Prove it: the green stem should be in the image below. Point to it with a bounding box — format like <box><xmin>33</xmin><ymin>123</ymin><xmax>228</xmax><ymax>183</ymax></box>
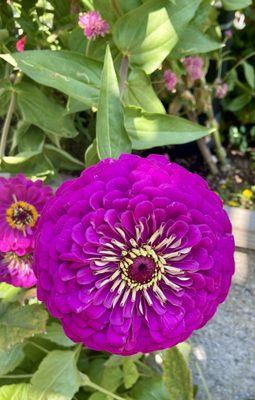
<box><xmin>0</xmin><ymin>374</ymin><xmax>33</xmax><ymax>379</ymax></box>
<box><xmin>0</xmin><ymin>89</ymin><xmax>16</xmax><ymax>159</ymax></box>
<box><xmin>212</xmin><ymin>129</ymin><xmax>226</xmax><ymax>166</ymax></box>
<box><xmin>81</xmin><ymin>375</ymin><xmax>126</xmax><ymax>400</ymax></box>
<box><xmin>110</xmin><ymin>0</ymin><xmax>122</xmax><ymax>17</ymax></box>
<box><xmin>119</xmin><ymin>55</ymin><xmax>129</xmax><ymax>98</ymax></box>
<box><xmin>85</xmin><ymin>39</ymin><xmax>91</xmax><ymax>57</ymax></box>
<box><xmin>26</xmin><ymin>340</ymin><xmax>49</xmax><ymax>354</ymax></box>
<box><xmin>195</xmin><ymin>362</ymin><xmax>212</xmax><ymax>400</ymax></box>
<box><xmin>74</xmin><ymin>343</ymin><xmax>82</xmax><ymax>362</ymax></box>
<box><xmin>224</xmin><ymin>50</ymin><xmax>255</xmax><ymax>81</ymax></box>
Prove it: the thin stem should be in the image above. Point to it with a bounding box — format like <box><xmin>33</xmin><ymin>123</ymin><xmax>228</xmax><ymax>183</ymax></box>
<box><xmin>119</xmin><ymin>55</ymin><xmax>129</xmax><ymax>98</ymax></box>
<box><xmin>74</xmin><ymin>343</ymin><xmax>82</xmax><ymax>362</ymax></box>
<box><xmin>212</xmin><ymin>129</ymin><xmax>226</xmax><ymax>166</ymax></box>
<box><xmin>224</xmin><ymin>50</ymin><xmax>255</xmax><ymax>81</ymax></box>
<box><xmin>85</xmin><ymin>39</ymin><xmax>91</xmax><ymax>57</ymax></box>
<box><xmin>195</xmin><ymin>361</ymin><xmax>212</xmax><ymax>400</ymax></box>
<box><xmin>0</xmin><ymin>89</ymin><xmax>16</xmax><ymax>159</ymax></box>
<box><xmin>26</xmin><ymin>340</ymin><xmax>49</xmax><ymax>354</ymax></box>
<box><xmin>110</xmin><ymin>0</ymin><xmax>122</xmax><ymax>17</ymax></box>
<box><xmin>0</xmin><ymin>374</ymin><xmax>33</xmax><ymax>379</ymax></box>
<box><xmin>197</xmin><ymin>137</ymin><xmax>218</xmax><ymax>175</ymax></box>
<box><xmin>81</xmin><ymin>375</ymin><xmax>126</xmax><ymax>400</ymax></box>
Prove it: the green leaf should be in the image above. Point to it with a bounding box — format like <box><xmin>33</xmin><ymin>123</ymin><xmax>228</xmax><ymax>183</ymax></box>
<box><xmin>0</xmin><ymin>384</ymin><xmax>31</xmax><ymax>400</ymax></box>
<box><xmin>0</xmin><ymin>283</ymin><xmax>21</xmax><ymax>302</ymax></box>
<box><xmin>101</xmin><ymin>365</ymin><xmax>122</xmax><ymax>392</ymax></box>
<box><xmin>17</xmin><ymin>125</ymin><xmax>45</xmax><ymax>154</ymax></box>
<box><xmin>31</xmin><ymin>350</ymin><xmax>81</xmax><ymax>400</ymax></box>
<box><xmin>85</xmin><ymin>140</ymin><xmax>99</xmax><ymax>167</ymax></box>
<box><xmin>131</xmin><ymin>377</ymin><xmax>169</xmax><ymax>400</ymax></box>
<box><xmin>0</xmin><ymin>303</ymin><xmax>48</xmax><ymax>350</ymax></box>
<box><xmin>16</xmin><ymin>83</ymin><xmax>77</xmax><ymax>139</ymax></box>
<box><xmin>113</xmin><ymin>0</ymin><xmax>178</xmax><ymax>73</ymax></box>
<box><xmin>242</xmin><ymin>62</ymin><xmax>255</xmax><ymax>88</ymax></box>
<box><xmin>166</xmin><ymin>0</ymin><xmax>201</xmax><ymax>36</ymax></box>
<box><xmin>123</xmin><ymin>69</ymin><xmax>165</xmax><ymax>114</ymax></box>
<box><xmin>11</xmin><ymin>50</ymin><xmax>102</xmax><ymax>107</ymax></box>
<box><xmin>96</xmin><ymin>46</ymin><xmax>131</xmax><ymax>159</ymax></box>
<box><xmin>163</xmin><ymin>347</ymin><xmax>193</xmax><ymax>400</ymax></box>
<box><xmin>123</xmin><ymin>359</ymin><xmax>139</xmax><ymax>389</ymax></box>
<box><xmin>44</xmin><ymin>323</ymin><xmax>75</xmax><ymax>348</ymax></box>
<box><xmin>44</xmin><ymin>145</ymin><xmax>84</xmax><ymax>171</ymax></box>
<box><xmin>228</xmin><ymin>93</ymin><xmax>252</xmax><ymax>112</ymax></box>
<box><xmin>66</xmin><ymin>97</ymin><xmax>90</xmax><ymax>114</ymax></box>
<box><xmin>222</xmin><ymin>0</ymin><xmax>252</xmax><ymax>10</ymax></box>
<box><xmin>1</xmin><ymin>153</ymin><xmax>55</xmax><ymax>178</ymax></box>
<box><xmin>173</xmin><ymin>25</ymin><xmax>222</xmax><ymax>56</ymax></box>
<box><xmin>124</xmin><ymin>107</ymin><xmax>209</xmax><ymax>149</ymax></box>
<box><xmin>0</xmin><ymin>344</ymin><xmax>24</xmax><ymax>375</ymax></box>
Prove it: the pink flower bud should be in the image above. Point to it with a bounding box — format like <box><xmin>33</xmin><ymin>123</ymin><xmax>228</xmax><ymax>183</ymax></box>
<box><xmin>215</xmin><ymin>82</ymin><xmax>228</xmax><ymax>99</ymax></box>
<box><xmin>183</xmin><ymin>56</ymin><xmax>204</xmax><ymax>81</ymax></box>
<box><xmin>16</xmin><ymin>36</ymin><xmax>26</xmax><ymax>52</ymax></box>
<box><xmin>78</xmin><ymin>11</ymin><xmax>109</xmax><ymax>40</ymax></box>
<box><xmin>164</xmin><ymin>69</ymin><xmax>177</xmax><ymax>92</ymax></box>
<box><xmin>225</xmin><ymin>30</ymin><xmax>233</xmax><ymax>39</ymax></box>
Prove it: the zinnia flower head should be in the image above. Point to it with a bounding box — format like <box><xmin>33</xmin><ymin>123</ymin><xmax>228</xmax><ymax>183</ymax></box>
<box><xmin>78</xmin><ymin>11</ymin><xmax>109</xmax><ymax>40</ymax></box>
<box><xmin>0</xmin><ymin>248</ymin><xmax>36</xmax><ymax>288</ymax></box>
<box><xmin>16</xmin><ymin>36</ymin><xmax>26</xmax><ymax>52</ymax></box>
<box><xmin>183</xmin><ymin>56</ymin><xmax>204</xmax><ymax>81</ymax></box>
<box><xmin>34</xmin><ymin>155</ymin><xmax>235</xmax><ymax>355</ymax></box>
<box><xmin>215</xmin><ymin>82</ymin><xmax>228</xmax><ymax>99</ymax></box>
<box><xmin>0</xmin><ymin>174</ymin><xmax>52</xmax><ymax>254</ymax></box>
<box><xmin>164</xmin><ymin>69</ymin><xmax>177</xmax><ymax>92</ymax></box>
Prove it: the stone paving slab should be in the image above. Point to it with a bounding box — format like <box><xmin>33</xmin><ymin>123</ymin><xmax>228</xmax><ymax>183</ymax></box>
<box><xmin>191</xmin><ymin>250</ymin><xmax>255</xmax><ymax>400</ymax></box>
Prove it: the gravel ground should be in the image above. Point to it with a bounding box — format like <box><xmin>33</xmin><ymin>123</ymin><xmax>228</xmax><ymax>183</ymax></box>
<box><xmin>191</xmin><ymin>250</ymin><xmax>255</xmax><ymax>400</ymax></box>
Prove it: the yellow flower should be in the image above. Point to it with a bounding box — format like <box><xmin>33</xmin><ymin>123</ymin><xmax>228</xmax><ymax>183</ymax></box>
<box><xmin>242</xmin><ymin>189</ymin><xmax>253</xmax><ymax>200</ymax></box>
<box><xmin>228</xmin><ymin>200</ymin><xmax>239</xmax><ymax>207</ymax></box>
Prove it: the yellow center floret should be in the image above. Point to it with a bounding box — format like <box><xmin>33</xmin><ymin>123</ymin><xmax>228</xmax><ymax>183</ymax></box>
<box><xmin>6</xmin><ymin>201</ymin><xmax>39</xmax><ymax>231</ymax></box>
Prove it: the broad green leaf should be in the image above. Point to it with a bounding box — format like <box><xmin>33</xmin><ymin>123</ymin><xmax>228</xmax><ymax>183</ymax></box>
<box><xmin>44</xmin><ymin>145</ymin><xmax>84</xmax><ymax>171</ymax></box>
<box><xmin>177</xmin><ymin>342</ymin><xmax>192</xmax><ymax>364</ymax></box>
<box><xmin>31</xmin><ymin>350</ymin><xmax>81</xmax><ymax>400</ymax></box>
<box><xmin>16</xmin><ymin>83</ymin><xmax>77</xmax><ymax>138</ymax></box>
<box><xmin>101</xmin><ymin>365</ymin><xmax>123</xmax><ymax>392</ymax></box>
<box><xmin>242</xmin><ymin>62</ymin><xmax>255</xmax><ymax>88</ymax></box>
<box><xmin>228</xmin><ymin>93</ymin><xmax>252</xmax><ymax>112</ymax></box>
<box><xmin>0</xmin><ymin>283</ymin><xmax>21</xmax><ymax>302</ymax></box>
<box><xmin>0</xmin><ymin>344</ymin><xmax>24</xmax><ymax>375</ymax></box>
<box><xmin>0</xmin><ymin>87</ymin><xmax>11</xmax><ymax>117</ymax></box>
<box><xmin>222</xmin><ymin>0</ymin><xmax>252</xmax><ymax>10</ymax></box>
<box><xmin>173</xmin><ymin>25</ymin><xmax>221</xmax><ymax>56</ymax></box>
<box><xmin>131</xmin><ymin>377</ymin><xmax>169</xmax><ymax>400</ymax></box>
<box><xmin>166</xmin><ymin>0</ymin><xmax>201</xmax><ymax>36</ymax></box>
<box><xmin>163</xmin><ymin>347</ymin><xmax>193</xmax><ymax>400</ymax></box>
<box><xmin>96</xmin><ymin>46</ymin><xmax>131</xmax><ymax>159</ymax></box>
<box><xmin>1</xmin><ymin>153</ymin><xmax>55</xmax><ymax>178</ymax></box>
<box><xmin>11</xmin><ymin>51</ymin><xmax>102</xmax><ymax>107</ymax></box>
<box><xmin>124</xmin><ymin>107</ymin><xmax>209</xmax><ymax>149</ymax></box>
<box><xmin>44</xmin><ymin>323</ymin><xmax>75</xmax><ymax>348</ymax></box>
<box><xmin>123</xmin><ymin>359</ymin><xmax>139</xmax><ymax>389</ymax></box>
<box><xmin>0</xmin><ymin>303</ymin><xmax>48</xmax><ymax>350</ymax></box>
<box><xmin>113</xmin><ymin>0</ymin><xmax>178</xmax><ymax>73</ymax></box>
<box><xmin>66</xmin><ymin>97</ymin><xmax>90</xmax><ymax>114</ymax></box>
<box><xmin>17</xmin><ymin>125</ymin><xmax>45</xmax><ymax>154</ymax></box>
<box><xmin>0</xmin><ymin>384</ymin><xmax>31</xmax><ymax>400</ymax></box>
<box><xmin>85</xmin><ymin>140</ymin><xmax>99</xmax><ymax>167</ymax></box>
<box><xmin>123</xmin><ymin>70</ymin><xmax>165</xmax><ymax>114</ymax></box>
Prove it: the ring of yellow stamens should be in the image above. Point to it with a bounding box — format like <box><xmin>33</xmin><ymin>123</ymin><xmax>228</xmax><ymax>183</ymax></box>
<box><xmin>6</xmin><ymin>201</ymin><xmax>39</xmax><ymax>231</ymax></box>
<box><xmin>119</xmin><ymin>245</ymin><xmax>166</xmax><ymax>291</ymax></box>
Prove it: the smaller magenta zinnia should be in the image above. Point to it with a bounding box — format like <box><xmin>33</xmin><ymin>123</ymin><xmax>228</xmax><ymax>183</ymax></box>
<box><xmin>0</xmin><ymin>174</ymin><xmax>52</xmax><ymax>254</ymax></box>
<box><xmin>164</xmin><ymin>69</ymin><xmax>177</xmax><ymax>92</ymax></box>
<box><xmin>0</xmin><ymin>248</ymin><xmax>36</xmax><ymax>288</ymax></box>
<box><xmin>78</xmin><ymin>11</ymin><xmax>109</xmax><ymax>40</ymax></box>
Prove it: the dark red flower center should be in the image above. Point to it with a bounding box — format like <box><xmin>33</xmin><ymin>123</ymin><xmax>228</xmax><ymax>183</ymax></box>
<box><xmin>128</xmin><ymin>256</ymin><xmax>157</xmax><ymax>284</ymax></box>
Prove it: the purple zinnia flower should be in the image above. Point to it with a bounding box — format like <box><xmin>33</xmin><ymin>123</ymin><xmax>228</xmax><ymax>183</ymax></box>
<box><xmin>0</xmin><ymin>174</ymin><xmax>52</xmax><ymax>254</ymax></box>
<box><xmin>0</xmin><ymin>248</ymin><xmax>36</xmax><ymax>288</ymax></box>
<box><xmin>215</xmin><ymin>82</ymin><xmax>228</xmax><ymax>99</ymax></box>
<box><xmin>78</xmin><ymin>11</ymin><xmax>109</xmax><ymax>40</ymax></box>
<box><xmin>34</xmin><ymin>155</ymin><xmax>235</xmax><ymax>355</ymax></box>
<box><xmin>183</xmin><ymin>56</ymin><xmax>204</xmax><ymax>81</ymax></box>
<box><xmin>164</xmin><ymin>69</ymin><xmax>177</xmax><ymax>92</ymax></box>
